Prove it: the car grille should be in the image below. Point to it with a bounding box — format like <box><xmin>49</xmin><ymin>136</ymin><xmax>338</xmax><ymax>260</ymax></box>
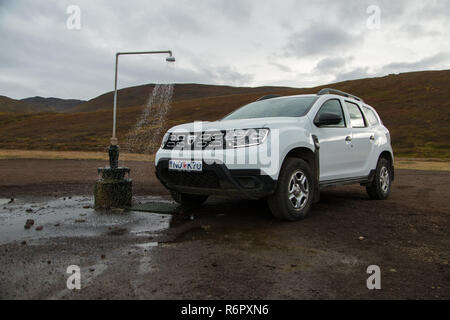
<box><xmin>160</xmin><ymin>169</ymin><xmax>221</xmax><ymax>189</ymax></box>
<box><xmin>164</xmin><ymin>132</ymin><xmax>225</xmax><ymax>150</ymax></box>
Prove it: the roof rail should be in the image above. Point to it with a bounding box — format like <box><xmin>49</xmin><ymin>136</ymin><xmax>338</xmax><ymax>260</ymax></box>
<box><xmin>256</xmin><ymin>94</ymin><xmax>282</xmax><ymax>101</ymax></box>
<box><xmin>317</xmin><ymin>88</ymin><xmax>363</xmax><ymax>102</ymax></box>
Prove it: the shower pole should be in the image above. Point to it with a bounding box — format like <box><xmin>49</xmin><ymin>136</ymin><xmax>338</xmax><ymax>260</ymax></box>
<box><xmin>111</xmin><ymin>50</ymin><xmax>175</xmax><ymax>146</ymax></box>
<box><xmin>95</xmin><ymin>50</ymin><xmax>175</xmax><ymax>208</ymax></box>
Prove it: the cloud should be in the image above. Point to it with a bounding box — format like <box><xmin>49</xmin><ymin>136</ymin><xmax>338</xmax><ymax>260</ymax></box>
<box><xmin>285</xmin><ymin>25</ymin><xmax>362</xmax><ymax>57</ymax></box>
<box><xmin>399</xmin><ymin>24</ymin><xmax>441</xmax><ymax>39</ymax></box>
<box><xmin>334</xmin><ymin>67</ymin><xmax>372</xmax><ymax>82</ymax></box>
<box><xmin>208</xmin><ymin>0</ymin><xmax>252</xmax><ymax>23</ymax></box>
<box><xmin>334</xmin><ymin>52</ymin><xmax>450</xmax><ymax>82</ymax></box>
<box><xmin>197</xmin><ymin>64</ymin><xmax>254</xmax><ymax>86</ymax></box>
<box><xmin>0</xmin><ymin>0</ymin><xmax>448</xmax><ymax>99</ymax></box>
<box><xmin>269</xmin><ymin>61</ymin><xmax>292</xmax><ymax>73</ymax></box>
<box><xmin>380</xmin><ymin>52</ymin><xmax>450</xmax><ymax>74</ymax></box>
<box><xmin>314</xmin><ymin>57</ymin><xmax>354</xmax><ymax>73</ymax></box>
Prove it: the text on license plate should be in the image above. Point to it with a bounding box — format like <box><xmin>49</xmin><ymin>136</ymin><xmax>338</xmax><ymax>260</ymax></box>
<box><xmin>168</xmin><ymin>160</ymin><xmax>203</xmax><ymax>172</ymax></box>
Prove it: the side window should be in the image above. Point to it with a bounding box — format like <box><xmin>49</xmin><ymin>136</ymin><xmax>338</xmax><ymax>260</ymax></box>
<box><xmin>363</xmin><ymin>106</ymin><xmax>379</xmax><ymax>126</ymax></box>
<box><xmin>345</xmin><ymin>101</ymin><xmax>366</xmax><ymax>128</ymax></box>
<box><xmin>315</xmin><ymin>99</ymin><xmax>346</xmax><ymax>127</ymax></box>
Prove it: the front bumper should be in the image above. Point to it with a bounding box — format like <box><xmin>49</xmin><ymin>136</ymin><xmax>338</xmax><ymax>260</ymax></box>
<box><xmin>155</xmin><ymin>158</ymin><xmax>277</xmax><ymax>200</ymax></box>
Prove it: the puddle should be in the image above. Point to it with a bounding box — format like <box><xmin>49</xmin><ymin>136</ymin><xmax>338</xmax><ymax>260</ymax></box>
<box><xmin>130</xmin><ymin>201</ymin><xmax>180</xmax><ymax>214</ymax></box>
<box><xmin>135</xmin><ymin>242</ymin><xmax>158</xmax><ymax>249</ymax></box>
<box><xmin>134</xmin><ymin>241</ymin><xmax>160</xmax><ymax>275</ymax></box>
<box><xmin>0</xmin><ymin>196</ymin><xmax>172</xmax><ymax>245</ymax></box>
<box><xmin>0</xmin><ymin>198</ymin><xmax>12</xmax><ymax>206</ymax></box>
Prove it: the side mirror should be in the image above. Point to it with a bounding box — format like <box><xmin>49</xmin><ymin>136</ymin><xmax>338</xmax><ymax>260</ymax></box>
<box><xmin>314</xmin><ymin>112</ymin><xmax>343</xmax><ymax>127</ymax></box>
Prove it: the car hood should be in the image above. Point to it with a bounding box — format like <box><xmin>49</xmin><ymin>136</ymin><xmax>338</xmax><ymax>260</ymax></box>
<box><xmin>168</xmin><ymin>117</ymin><xmax>307</xmax><ymax>132</ymax></box>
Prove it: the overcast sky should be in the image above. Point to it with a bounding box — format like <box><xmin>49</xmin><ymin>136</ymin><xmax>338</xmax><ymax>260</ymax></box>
<box><xmin>1</xmin><ymin>0</ymin><xmax>449</xmax><ymax>100</ymax></box>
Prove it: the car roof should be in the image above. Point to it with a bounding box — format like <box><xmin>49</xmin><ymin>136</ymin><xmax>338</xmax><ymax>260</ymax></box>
<box><xmin>263</xmin><ymin>93</ymin><xmax>362</xmax><ymax>103</ymax></box>
<box><xmin>257</xmin><ymin>88</ymin><xmax>371</xmax><ymax>107</ymax></box>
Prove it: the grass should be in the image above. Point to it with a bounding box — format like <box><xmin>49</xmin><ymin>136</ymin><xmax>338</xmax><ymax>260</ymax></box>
<box><xmin>0</xmin><ymin>149</ymin><xmax>448</xmax><ymax>171</ymax></box>
<box><xmin>394</xmin><ymin>158</ymin><xmax>450</xmax><ymax>171</ymax></box>
<box><xmin>0</xmin><ymin>149</ymin><xmax>154</xmax><ymax>161</ymax></box>
<box><xmin>0</xmin><ymin>70</ymin><xmax>449</xmax><ymax>158</ymax></box>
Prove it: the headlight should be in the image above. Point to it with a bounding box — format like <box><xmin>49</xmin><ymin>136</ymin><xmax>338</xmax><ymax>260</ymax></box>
<box><xmin>160</xmin><ymin>132</ymin><xmax>170</xmax><ymax>148</ymax></box>
<box><xmin>225</xmin><ymin>128</ymin><xmax>269</xmax><ymax>148</ymax></box>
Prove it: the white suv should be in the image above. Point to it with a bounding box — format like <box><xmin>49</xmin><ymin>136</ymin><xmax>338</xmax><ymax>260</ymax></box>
<box><xmin>155</xmin><ymin>88</ymin><xmax>394</xmax><ymax>220</ymax></box>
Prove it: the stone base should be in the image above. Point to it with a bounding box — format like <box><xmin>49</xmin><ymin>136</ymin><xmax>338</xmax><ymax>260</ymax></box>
<box><xmin>94</xmin><ymin>179</ymin><xmax>132</xmax><ymax>209</ymax></box>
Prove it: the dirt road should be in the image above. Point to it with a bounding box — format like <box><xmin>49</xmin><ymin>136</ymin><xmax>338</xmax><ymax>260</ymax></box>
<box><xmin>0</xmin><ymin>159</ymin><xmax>449</xmax><ymax>299</ymax></box>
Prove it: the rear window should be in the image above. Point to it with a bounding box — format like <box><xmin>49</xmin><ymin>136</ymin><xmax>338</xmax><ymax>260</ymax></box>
<box><xmin>345</xmin><ymin>101</ymin><xmax>366</xmax><ymax>128</ymax></box>
<box><xmin>363</xmin><ymin>106</ymin><xmax>379</xmax><ymax>126</ymax></box>
<box><xmin>223</xmin><ymin>96</ymin><xmax>317</xmax><ymax>120</ymax></box>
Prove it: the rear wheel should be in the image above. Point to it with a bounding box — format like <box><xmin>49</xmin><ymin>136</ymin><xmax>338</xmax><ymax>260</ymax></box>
<box><xmin>366</xmin><ymin>157</ymin><xmax>392</xmax><ymax>200</ymax></box>
<box><xmin>170</xmin><ymin>191</ymin><xmax>208</xmax><ymax>207</ymax></box>
<box><xmin>268</xmin><ymin>158</ymin><xmax>315</xmax><ymax>221</ymax></box>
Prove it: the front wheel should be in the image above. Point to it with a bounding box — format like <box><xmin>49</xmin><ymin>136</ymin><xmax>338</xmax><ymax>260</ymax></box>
<box><xmin>170</xmin><ymin>191</ymin><xmax>208</xmax><ymax>207</ymax></box>
<box><xmin>366</xmin><ymin>157</ymin><xmax>392</xmax><ymax>200</ymax></box>
<box><xmin>268</xmin><ymin>158</ymin><xmax>315</xmax><ymax>221</ymax></box>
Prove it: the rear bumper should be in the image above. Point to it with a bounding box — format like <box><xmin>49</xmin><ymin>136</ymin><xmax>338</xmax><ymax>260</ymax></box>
<box><xmin>155</xmin><ymin>158</ymin><xmax>276</xmax><ymax>200</ymax></box>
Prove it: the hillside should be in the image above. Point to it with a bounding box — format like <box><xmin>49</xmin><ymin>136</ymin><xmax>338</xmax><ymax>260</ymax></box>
<box><xmin>21</xmin><ymin>97</ymin><xmax>85</xmax><ymax>112</ymax></box>
<box><xmin>0</xmin><ymin>70</ymin><xmax>449</xmax><ymax>158</ymax></box>
<box><xmin>0</xmin><ymin>96</ymin><xmax>36</xmax><ymax>113</ymax></box>
<box><xmin>0</xmin><ymin>96</ymin><xmax>85</xmax><ymax>112</ymax></box>
<box><xmin>69</xmin><ymin>83</ymin><xmax>295</xmax><ymax>112</ymax></box>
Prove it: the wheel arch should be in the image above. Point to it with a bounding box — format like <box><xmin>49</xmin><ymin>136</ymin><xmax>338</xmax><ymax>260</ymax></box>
<box><xmin>283</xmin><ymin>147</ymin><xmax>316</xmax><ymax>170</ymax></box>
<box><xmin>379</xmin><ymin>150</ymin><xmax>393</xmax><ymax>165</ymax></box>
<box><xmin>282</xmin><ymin>146</ymin><xmax>320</xmax><ymax>203</ymax></box>
<box><xmin>379</xmin><ymin>150</ymin><xmax>395</xmax><ymax>181</ymax></box>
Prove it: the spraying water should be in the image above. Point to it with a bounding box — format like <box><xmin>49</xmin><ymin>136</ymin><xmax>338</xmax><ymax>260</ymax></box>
<box><xmin>125</xmin><ymin>84</ymin><xmax>174</xmax><ymax>155</ymax></box>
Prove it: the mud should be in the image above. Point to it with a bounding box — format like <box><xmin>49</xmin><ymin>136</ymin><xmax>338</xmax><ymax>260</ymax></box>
<box><xmin>0</xmin><ymin>159</ymin><xmax>449</xmax><ymax>299</ymax></box>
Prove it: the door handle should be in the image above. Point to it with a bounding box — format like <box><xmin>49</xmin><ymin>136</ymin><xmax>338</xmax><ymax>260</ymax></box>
<box><xmin>369</xmin><ymin>135</ymin><xmax>375</xmax><ymax>141</ymax></box>
<box><xmin>345</xmin><ymin>136</ymin><xmax>352</xmax><ymax>142</ymax></box>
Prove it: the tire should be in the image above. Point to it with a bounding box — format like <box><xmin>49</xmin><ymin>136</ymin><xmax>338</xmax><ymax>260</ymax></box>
<box><xmin>366</xmin><ymin>157</ymin><xmax>392</xmax><ymax>200</ymax></box>
<box><xmin>170</xmin><ymin>191</ymin><xmax>208</xmax><ymax>207</ymax></box>
<box><xmin>268</xmin><ymin>158</ymin><xmax>315</xmax><ymax>221</ymax></box>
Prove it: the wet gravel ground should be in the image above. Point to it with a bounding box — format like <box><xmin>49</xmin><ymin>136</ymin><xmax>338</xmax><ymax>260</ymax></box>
<box><xmin>0</xmin><ymin>159</ymin><xmax>449</xmax><ymax>299</ymax></box>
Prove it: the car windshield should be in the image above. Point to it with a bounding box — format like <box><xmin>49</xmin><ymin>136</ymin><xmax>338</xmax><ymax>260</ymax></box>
<box><xmin>222</xmin><ymin>96</ymin><xmax>317</xmax><ymax>120</ymax></box>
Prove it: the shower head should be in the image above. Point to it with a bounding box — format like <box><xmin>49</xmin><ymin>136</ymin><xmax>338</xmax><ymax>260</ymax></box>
<box><xmin>166</xmin><ymin>55</ymin><xmax>176</xmax><ymax>62</ymax></box>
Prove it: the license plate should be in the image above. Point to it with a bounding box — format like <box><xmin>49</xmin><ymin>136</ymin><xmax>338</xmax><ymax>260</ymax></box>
<box><xmin>168</xmin><ymin>160</ymin><xmax>203</xmax><ymax>172</ymax></box>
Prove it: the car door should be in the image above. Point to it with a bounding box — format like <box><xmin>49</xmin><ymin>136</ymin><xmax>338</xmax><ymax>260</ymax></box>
<box><xmin>312</xmin><ymin>98</ymin><xmax>354</xmax><ymax>181</ymax></box>
<box><xmin>344</xmin><ymin>100</ymin><xmax>373</xmax><ymax>177</ymax></box>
